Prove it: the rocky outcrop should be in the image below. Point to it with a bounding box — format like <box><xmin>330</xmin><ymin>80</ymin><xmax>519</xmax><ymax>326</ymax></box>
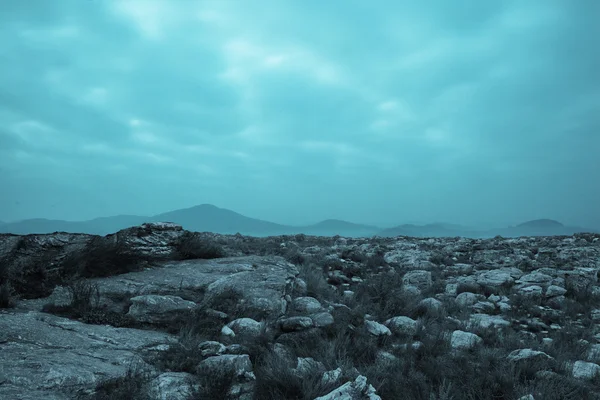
<box><xmin>1</xmin><ymin>224</ymin><xmax>600</xmax><ymax>399</ymax></box>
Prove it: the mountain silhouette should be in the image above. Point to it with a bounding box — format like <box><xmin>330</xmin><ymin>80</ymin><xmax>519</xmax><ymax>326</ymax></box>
<box><xmin>0</xmin><ymin>205</ymin><xmax>597</xmax><ymax>238</ymax></box>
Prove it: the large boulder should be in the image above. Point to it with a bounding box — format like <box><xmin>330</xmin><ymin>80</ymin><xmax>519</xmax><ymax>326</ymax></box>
<box><xmin>0</xmin><ymin>310</ymin><xmax>174</xmax><ymax>399</ymax></box>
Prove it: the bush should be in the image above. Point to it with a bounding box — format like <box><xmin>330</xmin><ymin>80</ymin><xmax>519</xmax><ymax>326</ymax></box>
<box><xmin>61</xmin><ymin>239</ymin><xmax>148</xmax><ymax>279</ymax></box>
<box><xmin>7</xmin><ymin>254</ymin><xmax>57</xmax><ymax>299</ymax></box>
<box><xmin>84</xmin><ymin>362</ymin><xmax>150</xmax><ymax>400</ymax></box>
<box><xmin>297</xmin><ymin>263</ymin><xmax>337</xmax><ymax>302</ymax></box>
<box><xmin>253</xmin><ymin>350</ymin><xmax>341</xmax><ymax>400</ymax></box>
<box><xmin>0</xmin><ymin>281</ymin><xmax>15</xmax><ymax>308</ymax></box>
<box><xmin>175</xmin><ymin>232</ymin><xmax>226</xmax><ymax>260</ymax></box>
<box><xmin>42</xmin><ymin>280</ymin><xmax>101</xmax><ymax>319</ymax></box>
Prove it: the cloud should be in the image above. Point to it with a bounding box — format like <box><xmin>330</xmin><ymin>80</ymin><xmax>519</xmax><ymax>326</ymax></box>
<box><xmin>0</xmin><ymin>0</ymin><xmax>598</xmax><ymax>228</ymax></box>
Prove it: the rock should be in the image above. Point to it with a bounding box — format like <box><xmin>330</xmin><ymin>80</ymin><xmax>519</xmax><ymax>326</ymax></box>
<box><xmin>0</xmin><ymin>311</ymin><xmax>173</xmax><ymax>399</ymax></box>
<box><xmin>507</xmin><ymin>349</ymin><xmax>553</xmax><ymax>362</ymax></box>
<box><xmin>445</xmin><ymin>283</ymin><xmax>458</xmax><ymax>296</ymax></box>
<box><xmin>384</xmin><ymin>316</ymin><xmax>418</xmax><ymax>336</ymax></box>
<box><xmin>198</xmin><ymin>341</ymin><xmax>226</xmax><ymax>357</ymax></box>
<box><xmin>401</xmin><ymin>284</ymin><xmax>422</xmax><ymax>297</ymax></box>
<box><xmin>518</xmin><ymin>285</ymin><xmax>543</xmax><ymax>298</ymax></box>
<box><xmin>91</xmin><ymin>255</ymin><xmax>297</xmax><ymax>319</ymax></box>
<box><xmin>588</xmin><ymin>344</ymin><xmax>600</xmax><ymax>361</ymax></box>
<box><xmin>456</xmin><ymin>292</ymin><xmax>481</xmax><ymax>307</ymax></box>
<box><xmin>518</xmin><ymin>395</ymin><xmax>535</xmax><ymax>400</ymax></box>
<box><xmin>311</xmin><ymin>312</ymin><xmax>335</xmax><ymax>328</ymax></box>
<box><xmin>450</xmin><ymin>330</ymin><xmax>483</xmax><ymax>350</ymax></box>
<box><xmin>292</xmin><ymin>297</ymin><xmax>323</xmax><ymax>313</ymax></box>
<box><xmin>572</xmin><ymin>360</ymin><xmax>600</xmax><ymax>380</ymax></box>
<box><xmin>113</xmin><ymin>222</ymin><xmax>185</xmax><ymax>259</ymax></box>
<box><xmin>280</xmin><ymin>316</ymin><xmax>314</xmax><ymax>332</ymax></box>
<box><xmin>221</xmin><ymin>325</ymin><xmax>235</xmax><ymax>338</ymax></box>
<box><xmin>196</xmin><ymin>354</ymin><xmax>255</xmax><ymax>399</ymax></box>
<box><xmin>365</xmin><ymin>320</ymin><xmax>392</xmax><ymax>337</ymax></box>
<box><xmin>516</xmin><ymin>272</ymin><xmax>554</xmax><ymax>287</ymax></box>
<box><xmin>293</xmin><ymin>357</ymin><xmax>326</xmax><ymax>378</ymax></box>
<box><xmin>545</xmin><ymin>285</ymin><xmax>567</xmax><ymax>297</ymax></box>
<box><xmin>472</xmin><ymin>301</ymin><xmax>496</xmax><ymax>314</ymax></box>
<box><xmin>147</xmin><ymin>372</ymin><xmax>196</xmax><ymax>400</ymax></box>
<box><xmin>127</xmin><ymin>295</ymin><xmax>196</xmax><ymax>325</ymax></box>
<box><xmin>402</xmin><ymin>270</ymin><xmax>432</xmax><ymax>292</ymax></box>
<box><xmin>446</xmin><ymin>263</ymin><xmax>473</xmax><ymax>275</ymax></box>
<box><xmin>476</xmin><ymin>270</ymin><xmax>514</xmax><ymax>288</ymax></box>
<box><xmin>418</xmin><ymin>298</ymin><xmax>444</xmax><ymax>314</ymax></box>
<box><xmin>375</xmin><ymin>351</ymin><xmax>398</xmax><ymax>365</ymax></box>
<box><xmin>591</xmin><ymin>309</ymin><xmax>600</xmax><ymax>322</ymax></box>
<box><xmin>226</xmin><ymin>318</ymin><xmax>264</xmax><ymax>338</ymax></box>
<box><xmin>468</xmin><ymin>314</ymin><xmax>510</xmax><ymax>329</ymax></box>
<box><xmin>315</xmin><ymin>375</ymin><xmax>381</xmax><ymax>400</ymax></box>
<box><xmin>321</xmin><ymin>368</ymin><xmax>343</xmax><ymax>386</ymax></box>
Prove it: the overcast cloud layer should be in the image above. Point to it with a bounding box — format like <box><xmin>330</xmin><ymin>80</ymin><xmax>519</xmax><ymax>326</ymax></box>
<box><xmin>1</xmin><ymin>0</ymin><xmax>599</xmax><ymax>228</ymax></box>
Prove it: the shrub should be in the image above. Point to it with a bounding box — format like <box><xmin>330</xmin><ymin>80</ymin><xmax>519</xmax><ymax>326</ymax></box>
<box><xmin>42</xmin><ymin>280</ymin><xmax>101</xmax><ymax>319</ymax></box>
<box><xmin>61</xmin><ymin>239</ymin><xmax>148</xmax><ymax>279</ymax></box>
<box><xmin>353</xmin><ymin>272</ymin><xmax>418</xmax><ymax>320</ymax></box>
<box><xmin>7</xmin><ymin>254</ymin><xmax>56</xmax><ymax>299</ymax></box>
<box><xmin>192</xmin><ymin>364</ymin><xmax>236</xmax><ymax>400</ymax></box>
<box><xmin>175</xmin><ymin>232</ymin><xmax>226</xmax><ymax>260</ymax></box>
<box><xmin>85</xmin><ymin>362</ymin><xmax>150</xmax><ymax>400</ymax></box>
<box><xmin>0</xmin><ymin>281</ymin><xmax>15</xmax><ymax>308</ymax></box>
<box><xmin>297</xmin><ymin>263</ymin><xmax>337</xmax><ymax>302</ymax></box>
<box><xmin>253</xmin><ymin>349</ymin><xmax>341</xmax><ymax>400</ymax></box>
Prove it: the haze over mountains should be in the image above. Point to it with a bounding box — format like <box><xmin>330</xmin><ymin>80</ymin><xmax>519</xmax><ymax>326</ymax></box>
<box><xmin>0</xmin><ymin>204</ymin><xmax>597</xmax><ymax>239</ymax></box>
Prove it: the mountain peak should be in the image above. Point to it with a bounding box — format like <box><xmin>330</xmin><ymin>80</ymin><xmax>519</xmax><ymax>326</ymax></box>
<box><xmin>517</xmin><ymin>219</ymin><xmax>564</xmax><ymax>229</ymax></box>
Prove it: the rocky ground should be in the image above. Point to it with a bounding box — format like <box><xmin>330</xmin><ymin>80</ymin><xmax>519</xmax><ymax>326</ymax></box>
<box><xmin>1</xmin><ymin>222</ymin><xmax>600</xmax><ymax>399</ymax></box>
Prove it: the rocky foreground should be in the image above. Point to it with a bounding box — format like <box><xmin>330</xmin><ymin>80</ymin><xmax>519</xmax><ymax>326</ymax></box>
<box><xmin>1</xmin><ymin>223</ymin><xmax>600</xmax><ymax>399</ymax></box>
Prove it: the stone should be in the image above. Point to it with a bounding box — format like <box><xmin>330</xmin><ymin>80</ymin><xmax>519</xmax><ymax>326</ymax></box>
<box><xmin>507</xmin><ymin>349</ymin><xmax>553</xmax><ymax>362</ymax></box>
<box><xmin>402</xmin><ymin>270</ymin><xmax>432</xmax><ymax>292</ymax></box>
<box><xmin>280</xmin><ymin>316</ymin><xmax>314</xmax><ymax>332</ymax></box>
<box><xmin>450</xmin><ymin>330</ymin><xmax>483</xmax><ymax>350</ymax></box>
<box><xmin>418</xmin><ymin>298</ymin><xmax>444</xmax><ymax>314</ymax></box>
<box><xmin>455</xmin><ymin>292</ymin><xmax>480</xmax><ymax>307</ymax></box>
<box><xmin>365</xmin><ymin>320</ymin><xmax>392</xmax><ymax>336</ymax></box>
<box><xmin>468</xmin><ymin>314</ymin><xmax>510</xmax><ymax>329</ymax></box>
<box><xmin>292</xmin><ymin>297</ymin><xmax>323</xmax><ymax>313</ymax></box>
<box><xmin>472</xmin><ymin>301</ymin><xmax>496</xmax><ymax>314</ymax></box>
<box><xmin>476</xmin><ymin>270</ymin><xmax>514</xmax><ymax>288</ymax></box>
<box><xmin>0</xmin><ymin>311</ymin><xmax>173</xmax><ymax>399</ymax></box>
<box><xmin>384</xmin><ymin>316</ymin><xmax>418</xmax><ymax>336</ymax></box>
<box><xmin>311</xmin><ymin>312</ymin><xmax>335</xmax><ymax>328</ymax></box>
<box><xmin>226</xmin><ymin>318</ymin><xmax>264</xmax><ymax>338</ymax></box>
<box><xmin>321</xmin><ymin>368</ymin><xmax>343</xmax><ymax>386</ymax></box>
<box><xmin>197</xmin><ymin>341</ymin><xmax>226</xmax><ymax>357</ymax></box>
<box><xmin>518</xmin><ymin>285</ymin><xmax>543</xmax><ymax>298</ymax></box>
<box><xmin>572</xmin><ymin>360</ymin><xmax>600</xmax><ymax>380</ymax></box>
<box><xmin>196</xmin><ymin>354</ymin><xmax>255</xmax><ymax>399</ymax></box>
<box><xmin>315</xmin><ymin>375</ymin><xmax>381</xmax><ymax>400</ymax></box>
<box><xmin>516</xmin><ymin>272</ymin><xmax>553</xmax><ymax>287</ymax></box>
<box><xmin>147</xmin><ymin>372</ymin><xmax>196</xmax><ymax>400</ymax></box>
<box><xmin>127</xmin><ymin>295</ymin><xmax>196</xmax><ymax>325</ymax></box>
<box><xmin>545</xmin><ymin>285</ymin><xmax>567</xmax><ymax>297</ymax></box>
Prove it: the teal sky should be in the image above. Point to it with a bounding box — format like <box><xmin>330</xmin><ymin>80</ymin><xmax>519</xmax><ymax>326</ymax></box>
<box><xmin>1</xmin><ymin>0</ymin><xmax>599</xmax><ymax>228</ymax></box>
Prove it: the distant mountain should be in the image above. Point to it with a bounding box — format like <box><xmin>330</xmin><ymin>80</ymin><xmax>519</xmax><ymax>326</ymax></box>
<box><xmin>377</xmin><ymin>223</ymin><xmax>484</xmax><ymax>238</ymax></box>
<box><xmin>1</xmin><ymin>205</ymin><xmax>598</xmax><ymax>239</ymax></box>
<box><xmin>488</xmin><ymin>219</ymin><xmax>597</xmax><ymax>238</ymax></box>
<box><xmin>149</xmin><ymin>204</ymin><xmax>292</xmax><ymax>236</ymax></box>
<box><xmin>298</xmin><ymin>219</ymin><xmax>380</xmax><ymax>237</ymax></box>
<box><xmin>0</xmin><ymin>215</ymin><xmax>149</xmax><ymax>236</ymax></box>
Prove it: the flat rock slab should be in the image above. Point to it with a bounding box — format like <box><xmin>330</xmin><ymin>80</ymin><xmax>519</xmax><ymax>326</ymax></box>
<box><xmin>0</xmin><ymin>310</ymin><xmax>175</xmax><ymax>399</ymax></box>
<box><xmin>90</xmin><ymin>255</ymin><xmax>299</xmax><ymax>315</ymax></box>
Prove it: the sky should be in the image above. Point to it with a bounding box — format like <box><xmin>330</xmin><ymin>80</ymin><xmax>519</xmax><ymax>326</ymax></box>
<box><xmin>1</xmin><ymin>0</ymin><xmax>599</xmax><ymax>229</ymax></box>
